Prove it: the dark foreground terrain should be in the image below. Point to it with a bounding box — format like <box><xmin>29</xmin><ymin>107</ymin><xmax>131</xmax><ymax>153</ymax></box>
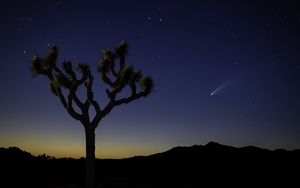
<box><xmin>1</xmin><ymin>142</ymin><xmax>299</xmax><ymax>188</ymax></box>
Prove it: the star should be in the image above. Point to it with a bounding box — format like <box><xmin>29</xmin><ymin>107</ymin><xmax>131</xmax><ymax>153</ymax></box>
<box><xmin>159</xmin><ymin>18</ymin><xmax>165</xmax><ymax>23</ymax></box>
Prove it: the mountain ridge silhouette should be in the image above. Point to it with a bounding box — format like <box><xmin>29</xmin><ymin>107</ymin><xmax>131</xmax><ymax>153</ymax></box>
<box><xmin>1</xmin><ymin>141</ymin><xmax>300</xmax><ymax>160</ymax></box>
<box><xmin>1</xmin><ymin>142</ymin><xmax>299</xmax><ymax>188</ymax></box>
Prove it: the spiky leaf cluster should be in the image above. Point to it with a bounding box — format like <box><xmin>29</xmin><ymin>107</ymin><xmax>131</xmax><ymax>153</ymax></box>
<box><xmin>98</xmin><ymin>49</ymin><xmax>115</xmax><ymax>73</ymax></box>
<box><xmin>115</xmin><ymin>41</ymin><xmax>128</xmax><ymax>58</ymax></box>
<box><xmin>31</xmin><ymin>46</ymin><xmax>58</xmax><ymax>76</ymax></box>
<box><xmin>140</xmin><ymin>76</ymin><xmax>154</xmax><ymax>95</ymax></box>
<box><xmin>77</xmin><ymin>63</ymin><xmax>90</xmax><ymax>77</ymax></box>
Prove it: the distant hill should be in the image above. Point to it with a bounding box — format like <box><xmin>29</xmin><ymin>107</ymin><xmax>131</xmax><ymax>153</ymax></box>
<box><xmin>128</xmin><ymin>141</ymin><xmax>299</xmax><ymax>161</ymax></box>
<box><xmin>0</xmin><ymin>146</ymin><xmax>34</xmax><ymax>160</ymax></box>
<box><xmin>1</xmin><ymin>142</ymin><xmax>299</xmax><ymax>188</ymax></box>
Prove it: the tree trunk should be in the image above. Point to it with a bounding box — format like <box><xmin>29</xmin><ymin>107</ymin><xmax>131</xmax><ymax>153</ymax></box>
<box><xmin>85</xmin><ymin>126</ymin><xmax>96</xmax><ymax>188</ymax></box>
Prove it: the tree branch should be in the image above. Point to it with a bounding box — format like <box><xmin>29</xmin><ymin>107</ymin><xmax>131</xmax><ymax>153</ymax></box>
<box><xmin>114</xmin><ymin>92</ymin><xmax>146</xmax><ymax>106</ymax></box>
<box><xmin>130</xmin><ymin>81</ymin><xmax>137</xmax><ymax>95</ymax></box>
<box><xmin>98</xmin><ymin>103</ymin><xmax>114</xmax><ymax>122</ymax></box>
<box><xmin>73</xmin><ymin>93</ymin><xmax>84</xmax><ymax>109</ymax></box>
<box><xmin>99</xmin><ymin>90</ymin><xmax>146</xmax><ymax>123</ymax></box>
<box><xmin>111</xmin><ymin>63</ymin><xmax>118</xmax><ymax>77</ymax></box>
<box><xmin>90</xmin><ymin>100</ymin><xmax>102</xmax><ymax>128</ymax></box>
<box><xmin>101</xmin><ymin>73</ymin><xmax>114</xmax><ymax>87</ymax></box>
<box><xmin>67</xmin><ymin>91</ymin><xmax>83</xmax><ymax>121</ymax></box>
<box><xmin>119</xmin><ymin>56</ymin><xmax>125</xmax><ymax>70</ymax></box>
<box><xmin>86</xmin><ymin>74</ymin><xmax>94</xmax><ymax>102</ymax></box>
<box><xmin>68</xmin><ymin>85</ymin><xmax>83</xmax><ymax>108</ymax></box>
<box><xmin>85</xmin><ymin>73</ymin><xmax>102</xmax><ymax>127</ymax></box>
<box><xmin>56</xmin><ymin>87</ymin><xmax>67</xmax><ymax>109</ymax></box>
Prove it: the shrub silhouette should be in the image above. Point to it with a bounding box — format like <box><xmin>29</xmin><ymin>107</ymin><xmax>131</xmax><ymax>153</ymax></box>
<box><xmin>31</xmin><ymin>41</ymin><xmax>153</xmax><ymax>188</ymax></box>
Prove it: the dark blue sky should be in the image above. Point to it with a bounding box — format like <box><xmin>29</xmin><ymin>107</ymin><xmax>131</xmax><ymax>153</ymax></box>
<box><xmin>1</xmin><ymin>0</ymin><xmax>300</xmax><ymax>158</ymax></box>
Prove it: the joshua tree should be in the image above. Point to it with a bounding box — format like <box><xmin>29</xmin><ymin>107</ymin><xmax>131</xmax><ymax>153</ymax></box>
<box><xmin>31</xmin><ymin>41</ymin><xmax>153</xmax><ymax>188</ymax></box>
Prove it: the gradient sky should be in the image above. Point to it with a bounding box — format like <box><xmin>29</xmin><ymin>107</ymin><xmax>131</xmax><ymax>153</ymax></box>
<box><xmin>1</xmin><ymin>0</ymin><xmax>300</xmax><ymax>158</ymax></box>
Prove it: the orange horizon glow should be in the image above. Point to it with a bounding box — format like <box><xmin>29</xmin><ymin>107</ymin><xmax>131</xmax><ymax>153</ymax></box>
<box><xmin>0</xmin><ymin>132</ymin><xmax>171</xmax><ymax>159</ymax></box>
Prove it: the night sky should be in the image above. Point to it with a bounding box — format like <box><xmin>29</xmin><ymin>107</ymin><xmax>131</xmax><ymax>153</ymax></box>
<box><xmin>1</xmin><ymin>0</ymin><xmax>300</xmax><ymax>158</ymax></box>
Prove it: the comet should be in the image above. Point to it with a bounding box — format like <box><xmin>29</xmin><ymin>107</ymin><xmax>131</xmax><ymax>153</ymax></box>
<box><xmin>210</xmin><ymin>74</ymin><xmax>240</xmax><ymax>96</ymax></box>
<box><xmin>210</xmin><ymin>82</ymin><xmax>228</xmax><ymax>96</ymax></box>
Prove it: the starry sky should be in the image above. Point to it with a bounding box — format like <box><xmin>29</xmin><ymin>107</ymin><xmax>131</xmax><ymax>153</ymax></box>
<box><xmin>1</xmin><ymin>0</ymin><xmax>300</xmax><ymax>158</ymax></box>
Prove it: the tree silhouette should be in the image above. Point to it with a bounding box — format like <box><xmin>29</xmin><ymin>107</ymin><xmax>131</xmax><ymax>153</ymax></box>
<box><xmin>31</xmin><ymin>41</ymin><xmax>153</xmax><ymax>188</ymax></box>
